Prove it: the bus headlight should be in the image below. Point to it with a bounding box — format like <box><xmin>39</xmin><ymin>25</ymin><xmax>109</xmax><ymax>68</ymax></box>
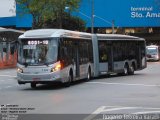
<box><xmin>51</xmin><ymin>63</ymin><xmax>62</xmax><ymax>72</ymax></box>
<box><xmin>17</xmin><ymin>68</ymin><xmax>23</xmax><ymax>73</ymax></box>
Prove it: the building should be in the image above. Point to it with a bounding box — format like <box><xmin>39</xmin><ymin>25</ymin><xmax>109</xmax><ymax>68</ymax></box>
<box><xmin>0</xmin><ymin>0</ymin><xmax>160</xmax><ymax>44</ymax></box>
<box><xmin>0</xmin><ymin>0</ymin><xmax>25</xmax><ymax>68</ymax></box>
<box><xmin>78</xmin><ymin>0</ymin><xmax>160</xmax><ymax>45</ymax></box>
<box><xmin>0</xmin><ymin>28</ymin><xmax>23</xmax><ymax>69</ymax></box>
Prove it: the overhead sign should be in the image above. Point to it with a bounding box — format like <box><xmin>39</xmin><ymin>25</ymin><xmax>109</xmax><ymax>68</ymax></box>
<box><xmin>79</xmin><ymin>0</ymin><xmax>160</xmax><ymax>27</ymax></box>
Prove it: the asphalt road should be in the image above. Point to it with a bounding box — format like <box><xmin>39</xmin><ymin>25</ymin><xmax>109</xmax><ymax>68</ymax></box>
<box><xmin>0</xmin><ymin>62</ymin><xmax>160</xmax><ymax>120</ymax></box>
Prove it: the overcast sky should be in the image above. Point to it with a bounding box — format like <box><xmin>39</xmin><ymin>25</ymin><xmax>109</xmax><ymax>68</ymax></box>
<box><xmin>0</xmin><ymin>0</ymin><xmax>16</xmax><ymax>17</ymax></box>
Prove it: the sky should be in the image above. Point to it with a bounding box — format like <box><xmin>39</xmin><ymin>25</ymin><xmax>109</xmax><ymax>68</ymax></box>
<box><xmin>0</xmin><ymin>0</ymin><xmax>16</xmax><ymax>17</ymax></box>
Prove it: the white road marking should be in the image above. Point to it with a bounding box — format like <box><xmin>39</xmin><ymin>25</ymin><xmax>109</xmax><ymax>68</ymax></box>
<box><xmin>84</xmin><ymin>106</ymin><xmax>160</xmax><ymax>120</ymax></box>
<box><xmin>99</xmin><ymin>107</ymin><xmax>140</xmax><ymax>113</ymax></box>
<box><xmin>5</xmin><ymin>86</ymin><xmax>12</xmax><ymax>88</ymax></box>
<box><xmin>1</xmin><ymin>85</ymin><xmax>18</xmax><ymax>89</ymax></box>
<box><xmin>88</xmin><ymin>82</ymin><xmax>160</xmax><ymax>87</ymax></box>
<box><xmin>84</xmin><ymin>106</ymin><xmax>140</xmax><ymax>120</ymax></box>
<box><xmin>0</xmin><ymin>75</ymin><xmax>16</xmax><ymax>77</ymax></box>
<box><xmin>92</xmin><ymin>106</ymin><xmax>140</xmax><ymax>114</ymax></box>
<box><xmin>83</xmin><ymin>106</ymin><xmax>106</xmax><ymax>120</ymax></box>
<box><xmin>92</xmin><ymin>106</ymin><xmax>107</xmax><ymax>114</ymax></box>
<box><xmin>134</xmin><ymin>111</ymin><xmax>160</xmax><ymax>114</ymax></box>
<box><xmin>0</xmin><ymin>79</ymin><xmax>16</xmax><ymax>81</ymax></box>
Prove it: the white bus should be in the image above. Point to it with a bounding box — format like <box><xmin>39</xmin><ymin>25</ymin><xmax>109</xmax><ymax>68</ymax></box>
<box><xmin>146</xmin><ymin>45</ymin><xmax>160</xmax><ymax>61</ymax></box>
<box><xmin>17</xmin><ymin>29</ymin><xmax>147</xmax><ymax>88</ymax></box>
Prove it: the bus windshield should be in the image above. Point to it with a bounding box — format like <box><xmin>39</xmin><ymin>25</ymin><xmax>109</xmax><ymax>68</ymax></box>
<box><xmin>18</xmin><ymin>39</ymin><xmax>58</xmax><ymax>66</ymax></box>
<box><xmin>146</xmin><ymin>47</ymin><xmax>158</xmax><ymax>55</ymax></box>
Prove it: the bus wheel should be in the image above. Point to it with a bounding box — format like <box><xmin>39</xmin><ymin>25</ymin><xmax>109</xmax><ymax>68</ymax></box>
<box><xmin>64</xmin><ymin>74</ymin><xmax>72</xmax><ymax>87</ymax></box>
<box><xmin>86</xmin><ymin>68</ymin><xmax>91</xmax><ymax>81</ymax></box>
<box><xmin>128</xmin><ymin>64</ymin><xmax>134</xmax><ymax>75</ymax></box>
<box><xmin>31</xmin><ymin>83</ymin><xmax>36</xmax><ymax>88</ymax></box>
<box><xmin>123</xmin><ymin>64</ymin><xmax>129</xmax><ymax>75</ymax></box>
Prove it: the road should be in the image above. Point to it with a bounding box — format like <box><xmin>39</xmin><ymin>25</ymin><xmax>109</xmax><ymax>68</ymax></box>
<box><xmin>0</xmin><ymin>62</ymin><xmax>160</xmax><ymax>120</ymax></box>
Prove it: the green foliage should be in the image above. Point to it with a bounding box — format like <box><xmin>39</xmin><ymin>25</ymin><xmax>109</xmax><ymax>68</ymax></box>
<box><xmin>44</xmin><ymin>12</ymin><xmax>86</xmax><ymax>31</ymax></box>
<box><xmin>16</xmin><ymin>0</ymin><xmax>85</xmax><ymax>30</ymax></box>
<box><xmin>16</xmin><ymin>0</ymin><xmax>47</xmax><ymax>28</ymax></box>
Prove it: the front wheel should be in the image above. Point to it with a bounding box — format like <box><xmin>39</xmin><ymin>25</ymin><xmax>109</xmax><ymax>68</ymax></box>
<box><xmin>64</xmin><ymin>74</ymin><xmax>72</xmax><ymax>87</ymax></box>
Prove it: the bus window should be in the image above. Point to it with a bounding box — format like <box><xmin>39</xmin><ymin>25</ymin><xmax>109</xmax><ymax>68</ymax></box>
<box><xmin>98</xmin><ymin>41</ymin><xmax>108</xmax><ymax>62</ymax></box>
<box><xmin>18</xmin><ymin>39</ymin><xmax>58</xmax><ymax>65</ymax></box>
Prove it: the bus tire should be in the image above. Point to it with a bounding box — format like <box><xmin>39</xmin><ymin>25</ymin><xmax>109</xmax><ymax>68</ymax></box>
<box><xmin>86</xmin><ymin>67</ymin><xmax>91</xmax><ymax>81</ymax></box>
<box><xmin>31</xmin><ymin>83</ymin><xmax>36</xmax><ymax>88</ymax></box>
<box><xmin>124</xmin><ymin>64</ymin><xmax>129</xmax><ymax>75</ymax></box>
<box><xmin>64</xmin><ymin>72</ymin><xmax>73</xmax><ymax>87</ymax></box>
<box><xmin>128</xmin><ymin>63</ymin><xmax>135</xmax><ymax>75</ymax></box>
<box><xmin>121</xmin><ymin>63</ymin><xmax>129</xmax><ymax>76</ymax></box>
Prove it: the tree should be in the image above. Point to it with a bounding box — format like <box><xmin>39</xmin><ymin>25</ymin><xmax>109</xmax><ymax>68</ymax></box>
<box><xmin>46</xmin><ymin>0</ymin><xmax>81</xmax><ymax>28</ymax></box>
<box><xmin>44</xmin><ymin>12</ymin><xmax>86</xmax><ymax>31</ymax></box>
<box><xmin>16</xmin><ymin>0</ymin><xmax>46</xmax><ymax>28</ymax></box>
<box><xmin>16</xmin><ymin>0</ymin><xmax>84</xmax><ymax>29</ymax></box>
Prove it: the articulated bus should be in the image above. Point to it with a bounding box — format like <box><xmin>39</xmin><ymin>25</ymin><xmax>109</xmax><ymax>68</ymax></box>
<box><xmin>146</xmin><ymin>45</ymin><xmax>160</xmax><ymax>61</ymax></box>
<box><xmin>17</xmin><ymin>29</ymin><xmax>147</xmax><ymax>88</ymax></box>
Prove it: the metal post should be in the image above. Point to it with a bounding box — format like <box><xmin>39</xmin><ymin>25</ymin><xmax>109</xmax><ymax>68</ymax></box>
<box><xmin>91</xmin><ymin>0</ymin><xmax>94</xmax><ymax>34</ymax></box>
<box><xmin>112</xmin><ymin>20</ymin><xmax>115</xmax><ymax>34</ymax></box>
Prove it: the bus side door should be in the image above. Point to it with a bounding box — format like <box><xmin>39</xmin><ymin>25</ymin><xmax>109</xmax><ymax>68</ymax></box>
<box><xmin>107</xmin><ymin>41</ymin><xmax>114</xmax><ymax>72</ymax></box>
<box><xmin>136</xmin><ymin>42</ymin><xmax>145</xmax><ymax>69</ymax></box>
<box><xmin>73</xmin><ymin>41</ymin><xmax>80</xmax><ymax>78</ymax></box>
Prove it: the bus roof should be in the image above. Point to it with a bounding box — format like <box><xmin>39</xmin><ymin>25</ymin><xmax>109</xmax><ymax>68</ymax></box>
<box><xmin>19</xmin><ymin>29</ymin><xmax>144</xmax><ymax>41</ymax></box>
<box><xmin>0</xmin><ymin>27</ymin><xmax>24</xmax><ymax>33</ymax></box>
<box><xmin>0</xmin><ymin>27</ymin><xmax>24</xmax><ymax>42</ymax></box>
<box><xmin>96</xmin><ymin>33</ymin><xmax>144</xmax><ymax>41</ymax></box>
<box><xmin>19</xmin><ymin>29</ymin><xmax>91</xmax><ymax>39</ymax></box>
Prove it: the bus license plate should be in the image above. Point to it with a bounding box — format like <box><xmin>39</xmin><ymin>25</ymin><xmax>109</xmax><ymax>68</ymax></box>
<box><xmin>33</xmin><ymin>78</ymin><xmax>40</xmax><ymax>81</ymax></box>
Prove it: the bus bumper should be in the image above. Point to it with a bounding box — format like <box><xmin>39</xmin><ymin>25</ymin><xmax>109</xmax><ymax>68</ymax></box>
<box><xmin>17</xmin><ymin>72</ymin><xmax>62</xmax><ymax>84</ymax></box>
